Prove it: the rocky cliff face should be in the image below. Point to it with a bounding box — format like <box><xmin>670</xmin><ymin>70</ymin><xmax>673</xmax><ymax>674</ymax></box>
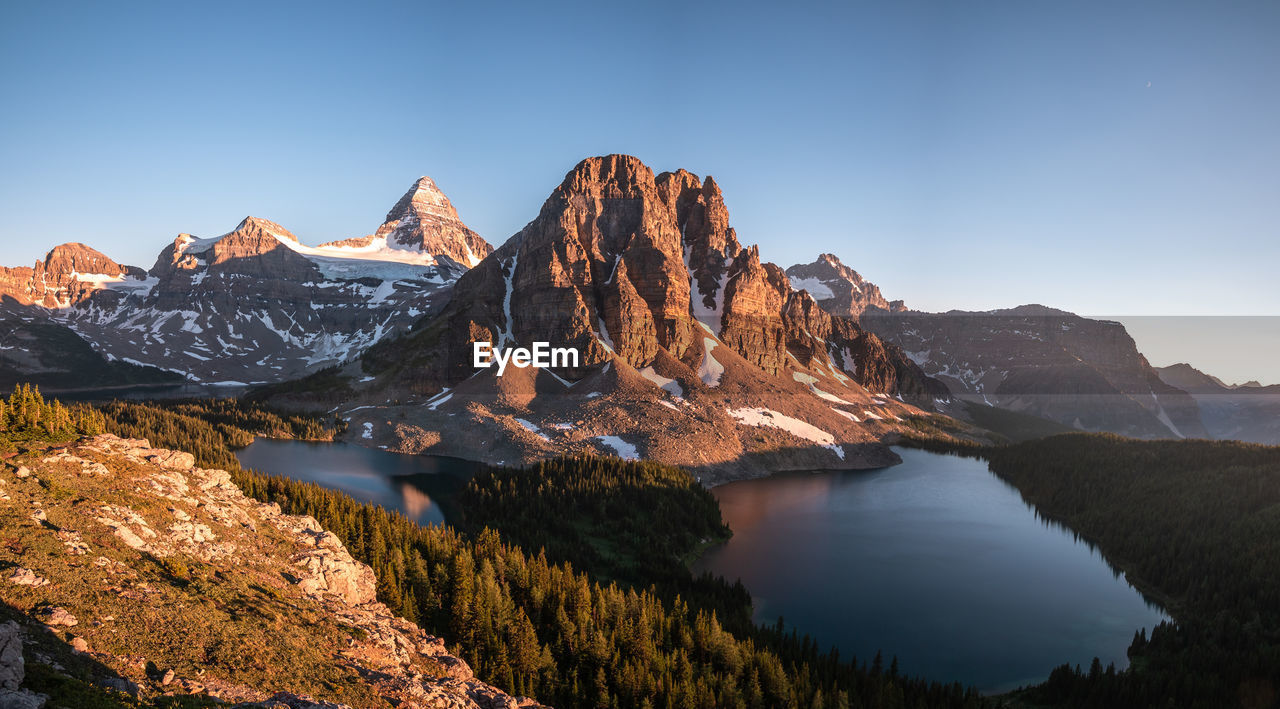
<box><xmin>376</xmin><ymin>156</ymin><xmax>936</xmax><ymax>389</ymax></box>
<box><xmin>861</xmin><ymin>306</ymin><xmax>1208</xmax><ymax>439</ymax></box>
<box><xmin>785</xmin><ymin>254</ymin><xmax>904</xmax><ymax>319</ymax></box>
<box><xmin>0</xmin><ymin>435</ymin><xmax>543</xmax><ymax>708</ymax></box>
<box><xmin>2</xmin><ymin>177</ymin><xmax>491</xmax><ymax>385</ymax></box>
<box><xmin>322</xmin><ymin>156</ymin><xmax>961</xmax><ymax>482</ymax></box>
<box><xmin>0</xmin><ymin>243</ymin><xmax>142</xmax><ymax>309</ymax></box>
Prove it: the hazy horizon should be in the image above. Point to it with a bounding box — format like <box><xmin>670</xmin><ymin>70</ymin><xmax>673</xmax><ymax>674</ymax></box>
<box><xmin>1102</xmin><ymin>315</ymin><xmax>1280</xmax><ymax>387</ymax></box>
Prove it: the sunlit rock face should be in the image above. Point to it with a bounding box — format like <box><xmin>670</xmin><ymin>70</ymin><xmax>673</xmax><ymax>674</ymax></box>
<box><xmin>0</xmin><ymin>243</ymin><xmax>139</xmax><ymax>308</ymax></box>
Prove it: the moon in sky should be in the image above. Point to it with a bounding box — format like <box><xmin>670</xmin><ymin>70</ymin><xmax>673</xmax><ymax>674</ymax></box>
<box><xmin>1146</xmin><ymin>81</ymin><xmax>1152</xmax><ymax>88</ymax></box>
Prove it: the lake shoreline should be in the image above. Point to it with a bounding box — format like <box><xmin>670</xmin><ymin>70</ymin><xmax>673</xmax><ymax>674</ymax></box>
<box><xmin>693</xmin><ymin>447</ymin><xmax>1169</xmax><ymax>692</ymax></box>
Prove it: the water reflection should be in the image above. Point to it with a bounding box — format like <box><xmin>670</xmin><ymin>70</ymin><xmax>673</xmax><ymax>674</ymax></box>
<box><xmin>694</xmin><ymin>447</ymin><xmax>1168</xmax><ymax>693</ymax></box>
<box><xmin>234</xmin><ymin>438</ymin><xmax>482</xmax><ymax>526</ymax></box>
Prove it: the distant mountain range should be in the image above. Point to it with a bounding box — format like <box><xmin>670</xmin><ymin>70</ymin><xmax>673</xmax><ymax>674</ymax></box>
<box><xmin>857</xmin><ymin>305</ymin><xmax>1209</xmax><ymax>439</ymax></box>
<box><xmin>2</xmin><ymin>154</ymin><xmax>1275</xmax><ymax>469</ymax></box>
<box><xmin>0</xmin><ymin>177</ymin><xmax>488</xmax><ymax>385</ymax></box>
<box><xmin>1153</xmin><ymin>362</ymin><xmax>1280</xmax><ymax>444</ymax></box>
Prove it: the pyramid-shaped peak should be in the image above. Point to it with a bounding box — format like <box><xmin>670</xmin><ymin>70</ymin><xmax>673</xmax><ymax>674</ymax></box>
<box><xmin>234</xmin><ymin>216</ymin><xmax>298</xmax><ymax>242</ymax></box>
<box><xmin>786</xmin><ymin>253</ymin><xmax>900</xmax><ymax>318</ymax></box>
<box><xmin>383</xmin><ymin>176</ymin><xmax>459</xmax><ymax>223</ymax></box>
<box><xmin>411</xmin><ymin>175</ymin><xmax>442</xmax><ymax>191</ymax></box>
<box><xmin>375</xmin><ymin>176</ymin><xmax>491</xmax><ymax>265</ymax></box>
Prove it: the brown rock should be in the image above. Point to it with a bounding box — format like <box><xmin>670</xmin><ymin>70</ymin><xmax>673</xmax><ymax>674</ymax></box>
<box><xmin>5</xmin><ymin>568</ymin><xmax>49</xmax><ymax>588</ymax></box>
<box><xmin>0</xmin><ymin>242</ymin><xmax>132</xmax><ymax>308</ymax></box>
<box><xmin>37</xmin><ymin>607</ymin><xmax>77</xmax><ymax>627</ymax></box>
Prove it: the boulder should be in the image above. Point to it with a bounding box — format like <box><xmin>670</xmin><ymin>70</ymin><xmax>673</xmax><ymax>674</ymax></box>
<box><xmin>5</xmin><ymin>569</ymin><xmax>48</xmax><ymax>588</ymax></box>
<box><xmin>36</xmin><ymin>607</ymin><xmax>76</xmax><ymax>628</ymax></box>
<box><xmin>0</xmin><ymin>621</ymin><xmax>24</xmax><ymax>690</ymax></box>
<box><xmin>145</xmin><ymin>450</ymin><xmax>195</xmax><ymax>471</ymax></box>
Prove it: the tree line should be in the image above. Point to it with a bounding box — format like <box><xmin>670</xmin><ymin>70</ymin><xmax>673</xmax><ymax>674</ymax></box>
<box><xmin>987</xmin><ymin>433</ymin><xmax>1280</xmax><ymax>708</ymax></box>
<box><xmin>0</xmin><ymin>383</ymin><xmax>105</xmax><ymax>447</ymax></box>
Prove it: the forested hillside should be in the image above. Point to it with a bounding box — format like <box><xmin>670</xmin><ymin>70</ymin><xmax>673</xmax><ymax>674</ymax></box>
<box><xmin>988</xmin><ymin>434</ymin><xmax>1280</xmax><ymax>708</ymax></box>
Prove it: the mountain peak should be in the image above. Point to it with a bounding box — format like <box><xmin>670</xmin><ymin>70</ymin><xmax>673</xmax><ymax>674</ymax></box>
<box><xmin>1154</xmin><ymin>362</ymin><xmax>1231</xmax><ymax>394</ymax></box>
<box><xmin>374</xmin><ymin>176</ymin><xmax>491</xmax><ymax>266</ymax></box>
<box><xmin>558</xmin><ymin>155</ymin><xmax>655</xmax><ymax>198</ymax></box>
<box><xmin>234</xmin><ymin>216</ymin><xmax>297</xmax><ymax>241</ymax></box>
<box><xmin>43</xmin><ymin>242</ymin><xmax>126</xmax><ymax>276</ymax></box>
<box><xmin>986</xmin><ymin>304</ymin><xmax>1075</xmax><ymax>317</ymax></box>
<box><xmin>382</xmin><ymin>176</ymin><xmax>458</xmax><ymax>225</ymax></box>
<box><xmin>786</xmin><ymin>254</ymin><xmax>901</xmax><ymax>319</ymax></box>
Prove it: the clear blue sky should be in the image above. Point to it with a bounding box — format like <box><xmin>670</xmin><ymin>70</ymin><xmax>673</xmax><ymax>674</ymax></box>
<box><xmin>2</xmin><ymin>1</ymin><xmax>1277</xmax><ymax>322</ymax></box>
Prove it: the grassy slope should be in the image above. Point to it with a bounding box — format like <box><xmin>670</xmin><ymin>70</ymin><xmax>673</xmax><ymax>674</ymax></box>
<box><xmin>0</xmin><ymin>443</ymin><xmax>395</xmax><ymax>707</ymax></box>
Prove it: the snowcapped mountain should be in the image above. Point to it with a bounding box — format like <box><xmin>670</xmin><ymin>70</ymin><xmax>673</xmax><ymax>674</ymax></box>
<box><xmin>267</xmin><ymin>156</ymin><xmax>962</xmax><ymax>482</ymax></box>
<box><xmin>321</xmin><ymin>176</ymin><xmax>492</xmax><ymax>268</ymax></box>
<box><xmin>0</xmin><ymin>177</ymin><xmax>491</xmax><ymax>385</ymax></box>
<box><xmin>785</xmin><ymin>253</ymin><xmax>905</xmax><ymax>319</ymax></box>
<box><xmin>0</xmin><ymin>242</ymin><xmax>146</xmax><ymax>310</ymax></box>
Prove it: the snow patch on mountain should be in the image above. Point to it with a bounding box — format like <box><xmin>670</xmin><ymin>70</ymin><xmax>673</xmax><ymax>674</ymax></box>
<box><xmin>789</xmin><ymin>276</ymin><xmax>835</xmax><ymax>300</ymax></box>
<box><xmin>832</xmin><ymin>408</ymin><xmax>861</xmax><ymax>423</ymax></box>
<box><xmin>698</xmin><ymin>338</ymin><xmax>724</xmax><ymax>387</ymax></box>
<box><xmin>594</xmin><ymin>435</ymin><xmax>640</xmax><ymax>461</ymax></box>
<box><xmin>639</xmin><ymin>367</ymin><xmax>684</xmax><ymax>398</ymax></box>
<box><xmin>499</xmin><ymin>256</ymin><xmax>518</xmax><ymax>348</ymax></box>
<box><xmin>515</xmin><ymin>418</ymin><xmax>549</xmax><ymax>441</ymax></box>
<box><xmin>728</xmin><ymin>407</ymin><xmax>835</xmax><ymax>446</ymax></box>
<box><xmin>792</xmin><ymin>371</ymin><xmax>853</xmax><ymax>405</ymax></box>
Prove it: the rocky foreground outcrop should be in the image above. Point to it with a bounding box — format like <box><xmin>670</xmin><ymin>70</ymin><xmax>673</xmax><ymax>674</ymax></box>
<box><xmin>0</xmin><ymin>435</ymin><xmax>544</xmax><ymax>709</ymax></box>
